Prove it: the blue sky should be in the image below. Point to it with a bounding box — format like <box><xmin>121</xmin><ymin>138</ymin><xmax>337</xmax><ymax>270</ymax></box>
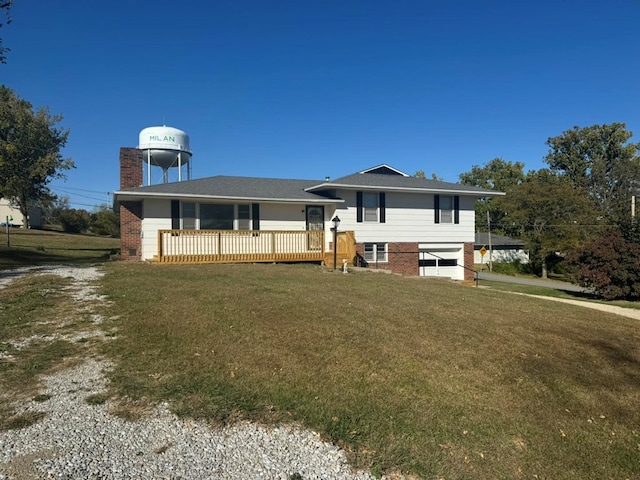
<box><xmin>3</xmin><ymin>0</ymin><xmax>640</xmax><ymax>209</ymax></box>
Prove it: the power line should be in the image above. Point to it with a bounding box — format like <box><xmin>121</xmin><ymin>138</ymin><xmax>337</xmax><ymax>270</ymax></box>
<box><xmin>52</xmin><ymin>188</ymin><xmax>106</xmax><ymax>202</ymax></box>
<box><xmin>49</xmin><ymin>186</ymin><xmax>109</xmax><ymax>195</ymax></box>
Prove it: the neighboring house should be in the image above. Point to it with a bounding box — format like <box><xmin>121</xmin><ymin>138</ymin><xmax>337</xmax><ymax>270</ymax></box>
<box><xmin>113</xmin><ymin>148</ymin><xmax>501</xmax><ymax>281</ymax></box>
<box><xmin>474</xmin><ymin>232</ymin><xmax>529</xmax><ymax>264</ymax></box>
<box><xmin>0</xmin><ymin>198</ymin><xmax>43</xmax><ymax>228</ymax></box>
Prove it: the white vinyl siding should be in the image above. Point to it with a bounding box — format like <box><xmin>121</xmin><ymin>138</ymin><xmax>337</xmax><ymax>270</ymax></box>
<box><xmin>334</xmin><ymin>190</ymin><xmax>476</xmax><ymax>244</ymax></box>
<box><xmin>141</xmin><ymin>199</ymin><xmax>172</xmax><ymax>260</ymax></box>
<box><xmin>141</xmin><ymin>200</ymin><xmax>335</xmax><ymax>260</ymax></box>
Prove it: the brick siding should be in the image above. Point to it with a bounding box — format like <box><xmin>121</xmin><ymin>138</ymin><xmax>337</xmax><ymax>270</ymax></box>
<box><xmin>463</xmin><ymin>242</ymin><xmax>475</xmax><ymax>281</ymax></box>
<box><xmin>357</xmin><ymin>241</ymin><xmax>476</xmax><ymax>280</ymax></box>
<box><xmin>120</xmin><ymin>201</ymin><xmax>142</xmax><ymax>260</ymax></box>
<box><xmin>356</xmin><ymin>242</ymin><xmax>419</xmax><ymax>276</ymax></box>
<box><xmin>119</xmin><ymin>148</ymin><xmax>143</xmax><ymax>260</ymax></box>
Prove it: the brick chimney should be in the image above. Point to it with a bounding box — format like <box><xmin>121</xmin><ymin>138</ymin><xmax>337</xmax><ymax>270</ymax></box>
<box><xmin>120</xmin><ymin>147</ymin><xmax>143</xmax><ymax>189</ymax></box>
<box><xmin>119</xmin><ymin>148</ymin><xmax>143</xmax><ymax>260</ymax></box>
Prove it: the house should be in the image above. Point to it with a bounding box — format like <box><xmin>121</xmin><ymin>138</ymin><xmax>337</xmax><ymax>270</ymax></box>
<box><xmin>113</xmin><ymin>148</ymin><xmax>501</xmax><ymax>281</ymax></box>
<box><xmin>474</xmin><ymin>232</ymin><xmax>529</xmax><ymax>264</ymax></box>
<box><xmin>0</xmin><ymin>198</ymin><xmax>43</xmax><ymax>228</ymax></box>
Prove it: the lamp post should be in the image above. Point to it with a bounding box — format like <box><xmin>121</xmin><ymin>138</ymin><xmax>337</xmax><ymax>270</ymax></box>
<box><xmin>331</xmin><ymin>215</ymin><xmax>340</xmax><ymax>271</ymax></box>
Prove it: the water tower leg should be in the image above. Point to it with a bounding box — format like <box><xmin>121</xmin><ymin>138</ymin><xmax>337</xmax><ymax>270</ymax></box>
<box><xmin>147</xmin><ymin>150</ymin><xmax>151</xmax><ymax>186</ymax></box>
<box><xmin>178</xmin><ymin>152</ymin><xmax>182</xmax><ymax>182</ymax></box>
<box><xmin>163</xmin><ymin>168</ymin><xmax>169</xmax><ymax>183</ymax></box>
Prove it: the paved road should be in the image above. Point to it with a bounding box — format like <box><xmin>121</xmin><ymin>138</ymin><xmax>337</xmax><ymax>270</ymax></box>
<box><xmin>477</xmin><ymin>271</ymin><xmax>588</xmax><ymax>293</ymax></box>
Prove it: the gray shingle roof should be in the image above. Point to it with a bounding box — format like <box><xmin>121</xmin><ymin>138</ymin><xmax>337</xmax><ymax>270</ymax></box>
<box><xmin>310</xmin><ymin>172</ymin><xmax>500</xmax><ymax>195</ymax></box>
<box><xmin>475</xmin><ymin>233</ymin><xmax>525</xmax><ymax>247</ymax></box>
<box><xmin>115</xmin><ymin>166</ymin><xmax>502</xmax><ymax>202</ymax></box>
<box><xmin>115</xmin><ymin>176</ymin><xmax>340</xmax><ymax>202</ymax></box>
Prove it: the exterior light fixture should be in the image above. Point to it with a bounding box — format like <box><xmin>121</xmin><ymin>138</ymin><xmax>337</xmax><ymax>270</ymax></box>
<box><xmin>332</xmin><ymin>216</ymin><xmax>340</xmax><ymax>271</ymax></box>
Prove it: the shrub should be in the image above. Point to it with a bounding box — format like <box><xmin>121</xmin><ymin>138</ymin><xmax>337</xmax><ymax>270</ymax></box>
<box><xmin>490</xmin><ymin>260</ymin><xmax>532</xmax><ymax>276</ymax></box>
<box><xmin>59</xmin><ymin>209</ymin><xmax>90</xmax><ymax>234</ymax></box>
<box><xmin>90</xmin><ymin>206</ymin><xmax>119</xmax><ymax>237</ymax></box>
<box><xmin>569</xmin><ymin>228</ymin><xmax>640</xmax><ymax>300</ymax></box>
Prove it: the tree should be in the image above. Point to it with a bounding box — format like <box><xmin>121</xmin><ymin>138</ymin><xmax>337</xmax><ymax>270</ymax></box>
<box><xmin>413</xmin><ymin>170</ymin><xmax>443</xmax><ymax>181</ymax></box>
<box><xmin>459</xmin><ymin>158</ymin><xmax>526</xmax><ymax>233</ymax></box>
<box><xmin>569</xmin><ymin>226</ymin><xmax>640</xmax><ymax>300</ymax></box>
<box><xmin>500</xmin><ymin>169</ymin><xmax>600</xmax><ymax>278</ymax></box>
<box><xmin>0</xmin><ymin>86</ymin><xmax>73</xmax><ymax>227</ymax></box>
<box><xmin>0</xmin><ymin>1</ymin><xmax>12</xmax><ymax>64</ymax></box>
<box><xmin>545</xmin><ymin>123</ymin><xmax>640</xmax><ymax>222</ymax></box>
<box><xmin>459</xmin><ymin>158</ymin><xmax>526</xmax><ymax>192</ymax></box>
<box><xmin>41</xmin><ymin>194</ymin><xmax>70</xmax><ymax>227</ymax></box>
<box><xmin>90</xmin><ymin>204</ymin><xmax>119</xmax><ymax>237</ymax></box>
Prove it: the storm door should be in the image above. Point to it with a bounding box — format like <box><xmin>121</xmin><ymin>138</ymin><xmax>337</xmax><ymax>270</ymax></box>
<box><xmin>305</xmin><ymin>206</ymin><xmax>324</xmax><ymax>251</ymax></box>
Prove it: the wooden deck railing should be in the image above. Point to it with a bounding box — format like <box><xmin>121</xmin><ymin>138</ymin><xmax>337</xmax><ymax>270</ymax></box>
<box><xmin>156</xmin><ymin>229</ymin><xmax>326</xmax><ymax>264</ymax></box>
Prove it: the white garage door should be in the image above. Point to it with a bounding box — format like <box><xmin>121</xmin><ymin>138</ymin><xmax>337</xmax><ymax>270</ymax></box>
<box><xmin>419</xmin><ymin>249</ymin><xmax>461</xmax><ymax>278</ymax></box>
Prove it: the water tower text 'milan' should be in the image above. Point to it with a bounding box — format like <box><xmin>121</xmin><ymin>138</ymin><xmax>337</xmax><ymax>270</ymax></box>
<box><xmin>138</xmin><ymin>126</ymin><xmax>192</xmax><ymax>185</ymax></box>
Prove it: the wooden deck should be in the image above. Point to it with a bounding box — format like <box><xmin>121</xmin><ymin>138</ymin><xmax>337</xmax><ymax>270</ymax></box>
<box><xmin>156</xmin><ymin>229</ymin><xmax>327</xmax><ymax>264</ymax></box>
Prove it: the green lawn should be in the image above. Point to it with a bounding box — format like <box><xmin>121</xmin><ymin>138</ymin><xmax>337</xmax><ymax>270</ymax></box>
<box><xmin>98</xmin><ymin>263</ymin><xmax>640</xmax><ymax>479</ymax></box>
<box><xmin>0</xmin><ymin>228</ymin><xmax>119</xmax><ymax>269</ymax></box>
<box><xmin>1</xmin><ymin>231</ymin><xmax>639</xmax><ymax>479</ymax></box>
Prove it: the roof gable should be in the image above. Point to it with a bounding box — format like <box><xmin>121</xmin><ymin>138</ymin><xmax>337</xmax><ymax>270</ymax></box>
<box><xmin>359</xmin><ymin>164</ymin><xmax>409</xmax><ymax>176</ymax></box>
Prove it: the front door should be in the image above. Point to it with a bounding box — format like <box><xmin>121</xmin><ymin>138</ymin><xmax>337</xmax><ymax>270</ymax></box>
<box><xmin>306</xmin><ymin>206</ymin><xmax>324</xmax><ymax>250</ymax></box>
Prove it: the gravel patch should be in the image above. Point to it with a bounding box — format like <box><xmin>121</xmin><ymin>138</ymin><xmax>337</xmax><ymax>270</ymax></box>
<box><xmin>0</xmin><ymin>266</ymin><xmax>383</xmax><ymax>479</ymax></box>
<box><xmin>1</xmin><ymin>359</ymin><xmax>376</xmax><ymax>480</ymax></box>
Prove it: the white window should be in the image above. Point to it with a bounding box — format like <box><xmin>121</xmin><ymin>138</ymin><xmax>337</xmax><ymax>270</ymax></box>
<box><xmin>364</xmin><ymin>243</ymin><xmax>387</xmax><ymax>263</ymax></box>
<box><xmin>363</xmin><ymin>193</ymin><xmax>378</xmax><ymax>222</ymax></box>
<box><xmin>237</xmin><ymin>204</ymin><xmax>251</xmax><ymax>230</ymax></box>
<box><xmin>182</xmin><ymin>203</ymin><xmax>196</xmax><ymax>230</ymax></box>
<box><xmin>440</xmin><ymin>195</ymin><xmax>453</xmax><ymax>223</ymax></box>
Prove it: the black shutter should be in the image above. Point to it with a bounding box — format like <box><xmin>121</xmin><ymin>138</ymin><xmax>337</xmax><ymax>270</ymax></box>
<box><xmin>379</xmin><ymin>192</ymin><xmax>386</xmax><ymax>223</ymax></box>
<box><xmin>356</xmin><ymin>191</ymin><xmax>363</xmax><ymax>223</ymax></box>
<box><xmin>251</xmin><ymin>203</ymin><xmax>260</xmax><ymax>230</ymax></box>
<box><xmin>171</xmin><ymin>200</ymin><xmax>180</xmax><ymax>229</ymax></box>
<box><xmin>434</xmin><ymin>195</ymin><xmax>440</xmax><ymax>224</ymax></box>
<box><xmin>454</xmin><ymin>195</ymin><xmax>460</xmax><ymax>224</ymax></box>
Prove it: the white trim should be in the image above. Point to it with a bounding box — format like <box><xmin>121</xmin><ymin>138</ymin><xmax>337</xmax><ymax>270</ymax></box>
<box><xmin>114</xmin><ymin>191</ymin><xmax>344</xmax><ymax>204</ymax></box>
<box><xmin>305</xmin><ymin>183</ymin><xmax>504</xmax><ymax>196</ymax></box>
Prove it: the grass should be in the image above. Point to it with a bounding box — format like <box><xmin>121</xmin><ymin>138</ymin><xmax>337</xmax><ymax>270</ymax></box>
<box><xmin>1</xmin><ymin>230</ymin><xmax>639</xmax><ymax>478</ymax></box>
<box><xmin>0</xmin><ymin>228</ymin><xmax>119</xmax><ymax>270</ymax></box>
<box><xmin>97</xmin><ymin>262</ymin><xmax>640</xmax><ymax>479</ymax></box>
<box><xmin>0</xmin><ymin>274</ymin><xmax>92</xmax><ymax>430</ymax></box>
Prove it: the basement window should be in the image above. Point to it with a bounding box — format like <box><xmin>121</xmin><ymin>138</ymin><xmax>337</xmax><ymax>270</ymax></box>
<box><xmin>364</xmin><ymin>243</ymin><xmax>387</xmax><ymax>263</ymax></box>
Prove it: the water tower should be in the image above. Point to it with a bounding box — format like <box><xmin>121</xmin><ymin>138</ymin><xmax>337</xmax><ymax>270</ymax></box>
<box><xmin>138</xmin><ymin>126</ymin><xmax>192</xmax><ymax>185</ymax></box>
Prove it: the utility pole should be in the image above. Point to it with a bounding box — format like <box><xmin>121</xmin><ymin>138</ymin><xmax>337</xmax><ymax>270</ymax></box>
<box><xmin>5</xmin><ymin>215</ymin><xmax>11</xmax><ymax>247</ymax></box>
<box><xmin>487</xmin><ymin>211</ymin><xmax>493</xmax><ymax>272</ymax></box>
<box><xmin>632</xmin><ymin>195</ymin><xmax>636</xmax><ymax>223</ymax></box>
